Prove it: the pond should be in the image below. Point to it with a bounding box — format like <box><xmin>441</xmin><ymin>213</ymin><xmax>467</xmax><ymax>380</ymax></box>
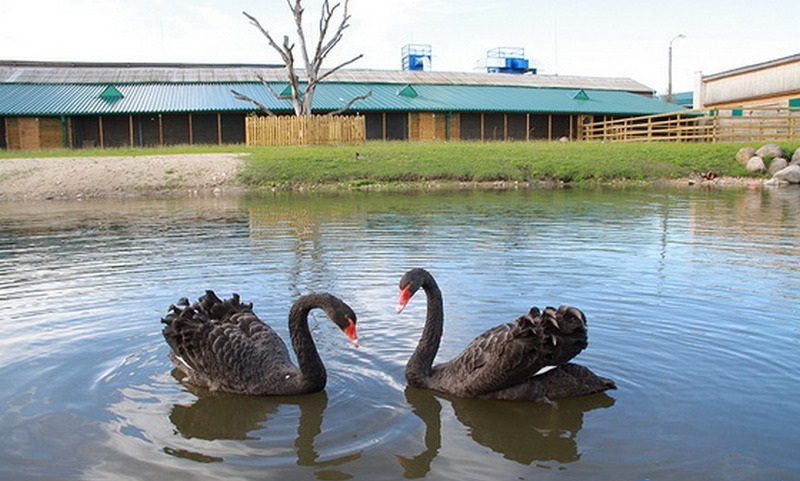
<box><xmin>1</xmin><ymin>186</ymin><xmax>799</xmax><ymax>481</ymax></box>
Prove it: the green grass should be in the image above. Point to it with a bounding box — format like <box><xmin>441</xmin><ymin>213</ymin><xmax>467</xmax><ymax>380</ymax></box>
<box><xmin>239</xmin><ymin>141</ymin><xmax>785</xmax><ymax>186</ymax></box>
<box><xmin>3</xmin><ymin>140</ymin><xmax>792</xmax><ymax>187</ymax></box>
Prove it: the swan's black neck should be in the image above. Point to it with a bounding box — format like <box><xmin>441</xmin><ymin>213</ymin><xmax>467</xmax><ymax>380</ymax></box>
<box><xmin>288</xmin><ymin>294</ymin><xmax>331</xmax><ymax>393</ymax></box>
<box><xmin>405</xmin><ymin>273</ymin><xmax>443</xmax><ymax>387</ymax></box>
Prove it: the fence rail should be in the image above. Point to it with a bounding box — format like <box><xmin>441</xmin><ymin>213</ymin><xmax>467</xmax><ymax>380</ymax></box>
<box><xmin>580</xmin><ymin>108</ymin><xmax>800</xmax><ymax>142</ymax></box>
<box><xmin>245</xmin><ymin>115</ymin><xmax>366</xmax><ymax>146</ymax></box>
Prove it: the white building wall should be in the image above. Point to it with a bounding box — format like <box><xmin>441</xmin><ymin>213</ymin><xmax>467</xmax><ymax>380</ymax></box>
<box><xmin>702</xmin><ymin>59</ymin><xmax>800</xmax><ymax>107</ymax></box>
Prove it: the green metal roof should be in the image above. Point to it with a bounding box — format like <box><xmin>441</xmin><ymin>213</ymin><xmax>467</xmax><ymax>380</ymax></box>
<box><xmin>0</xmin><ymin>81</ymin><xmax>682</xmax><ymax>117</ymax></box>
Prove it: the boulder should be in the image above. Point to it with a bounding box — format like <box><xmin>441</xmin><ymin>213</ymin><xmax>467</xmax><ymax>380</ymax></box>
<box><xmin>735</xmin><ymin>146</ymin><xmax>757</xmax><ymax>164</ymax></box>
<box><xmin>792</xmin><ymin>148</ymin><xmax>800</xmax><ymax>165</ymax></box>
<box><xmin>755</xmin><ymin>143</ymin><xmax>785</xmax><ymax>160</ymax></box>
<box><xmin>746</xmin><ymin>156</ymin><xmax>767</xmax><ymax>172</ymax></box>
<box><xmin>772</xmin><ymin>165</ymin><xmax>800</xmax><ymax>184</ymax></box>
<box><xmin>768</xmin><ymin>157</ymin><xmax>789</xmax><ymax>175</ymax></box>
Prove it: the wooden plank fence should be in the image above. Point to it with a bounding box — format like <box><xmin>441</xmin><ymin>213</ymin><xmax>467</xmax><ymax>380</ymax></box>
<box><xmin>245</xmin><ymin>115</ymin><xmax>365</xmax><ymax>146</ymax></box>
<box><xmin>580</xmin><ymin>108</ymin><xmax>800</xmax><ymax>143</ymax></box>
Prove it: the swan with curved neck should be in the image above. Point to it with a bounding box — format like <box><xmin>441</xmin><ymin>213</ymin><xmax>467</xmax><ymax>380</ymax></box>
<box><xmin>396</xmin><ymin>268</ymin><xmax>615</xmax><ymax>401</ymax></box>
<box><xmin>162</xmin><ymin>290</ymin><xmax>358</xmax><ymax>396</ymax></box>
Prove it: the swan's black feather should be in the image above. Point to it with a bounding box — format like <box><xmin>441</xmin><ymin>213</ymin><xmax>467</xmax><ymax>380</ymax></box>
<box><xmin>399</xmin><ymin>268</ymin><xmax>613</xmax><ymax>401</ymax></box>
<box><xmin>161</xmin><ymin>290</ymin><xmax>356</xmax><ymax>396</ymax></box>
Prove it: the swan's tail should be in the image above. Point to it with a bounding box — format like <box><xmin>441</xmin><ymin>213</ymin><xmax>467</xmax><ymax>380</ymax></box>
<box><xmin>161</xmin><ymin>290</ymin><xmax>254</xmax><ymax>371</ymax></box>
<box><xmin>533</xmin><ymin>305</ymin><xmax>588</xmax><ymax>365</ymax></box>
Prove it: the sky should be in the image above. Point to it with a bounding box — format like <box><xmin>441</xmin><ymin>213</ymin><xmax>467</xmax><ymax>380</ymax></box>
<box><xmin>2</xmin><ymin>0</ymin><xmax>800</xmax><ymax>95</ymax></box>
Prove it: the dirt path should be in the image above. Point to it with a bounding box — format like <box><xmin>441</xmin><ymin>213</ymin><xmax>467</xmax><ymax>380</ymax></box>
<box><xmin>0</xmin><ymin>153</ymin><xmax>245</xmax><ymax>200</ymax></box>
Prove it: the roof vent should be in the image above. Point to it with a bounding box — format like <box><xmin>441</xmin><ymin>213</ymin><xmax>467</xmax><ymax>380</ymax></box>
<box><xmin>280</xmin><ymin>84</ymin><xmax>304</xmax><ymax>99</ymax></box>
<box><xmin>572</xmin><ymin>89</ymin><xmax>590</xmax><ymax>100</ymax></box>
<box><xmin>99</xmin><ymin>85</ymin><xmax>123</xmax><ymax>103</ymax></box>
<box><xmin>398</xmin><ymin>84</ymin><xmax>418</xmax><ymax>98</ymax></box>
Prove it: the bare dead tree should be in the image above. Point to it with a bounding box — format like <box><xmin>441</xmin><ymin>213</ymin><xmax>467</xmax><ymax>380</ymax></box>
<box><xmin>232</xmin><ymin>0</ymin><xmax>370</xmax><ymax>117</ymax></box>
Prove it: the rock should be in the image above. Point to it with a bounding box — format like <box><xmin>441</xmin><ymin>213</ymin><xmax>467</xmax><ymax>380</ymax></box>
<box><xmin>791</xmin><ymin>149</ymin><xmax>800</xmax><ymax>165</ymax></box>
<box><xmin>768</xmin><ymin>157</ymin><xmax>789</xmax><ymax>175</ymax></box>
<box><xmin>746</xmin><ymin>156</ymin><xmax>767</xmax><ymax>172</ymax></box>
<box><xmin>735</xmin><ymin>147</ymin><xmax>757</xmax><ymax>164</ymax></box>
<box><xmin>755</xmin><ymin>143</ymin><xmax>785</xmax><ymax>160</ymax></box>
<box><xmin>772</xmin><ymin>165</ymin><xmax>800</xmax><ymax>184</ymax></box>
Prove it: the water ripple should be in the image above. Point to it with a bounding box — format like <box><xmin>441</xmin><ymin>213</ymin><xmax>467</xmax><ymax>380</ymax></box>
<box><xmin>1</xmin><ymin>189</ymin><xmax>799</xmax><ymax>480</ymax></box>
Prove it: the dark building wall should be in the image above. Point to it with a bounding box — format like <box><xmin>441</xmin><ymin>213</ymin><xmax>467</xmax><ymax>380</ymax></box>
<box><xmin>365</xmin><ymin>113</ymin><xmax>383</xmax><ymax>140</ymax></box>
<box><xmin>551</xmin><ymin>115</ymin><xmax>571</xmax><ymax>139</ymax></box>
<box><xmin>384</xmin><ymin>113</ymin><xmax>408</xmax><ymax>140</ymax></box>
<box><xmin>0</xmin><ymin>117</ymin><xmax>6</xmax><ymax>149</ymax></box>
<box><xmin>460</xmin><ymin>113</ymin><xmax>481</xmax><ymax>140</ymax></box>
<box><xmin>192</xmin><ymin>114</ymin><xmax>218</xmax><ymax>144</ymax></box>
<box><xmin>530</xmin><ymin>115</ymin><xmax>550</xmax><ymax>139</ymax></box>
<box><xmin>134</xmin><ymin>115</ymin><xmax>160</xmax><ymax>146</ymax></box>
<box><xmin>220</xmin><ymin>114</ymin><xmax>245</xmax><ymax>144</ymax></box>
<box><xmin>72</xmin><ymin>116</ymin><xmax>100</xmax><ymax>148</ymax></box>
<box><xmin>507</xmin><ymin>114</ymin><xmax>528</xmax><ymax>140</ymax></box>
<box><xmin>102</xmin><ymin>115</ymin><xmax>130</xmax><ymax>147</ymax></box>
<box><xmin>162</xmin><ymin>114</ymin><xmax>189</xmax><ymax>145</ymax></box>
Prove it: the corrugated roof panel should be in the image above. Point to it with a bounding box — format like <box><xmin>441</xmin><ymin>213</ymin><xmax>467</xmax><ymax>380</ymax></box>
<box><xmin>0</xmin><ymin>82</ymin><xmax>681</xmax><ymax>116</ymax></box>
<box><xmin>0</xmin><ymin>61</ymin><xmax>655</xmax><ymax>94</ymax></box>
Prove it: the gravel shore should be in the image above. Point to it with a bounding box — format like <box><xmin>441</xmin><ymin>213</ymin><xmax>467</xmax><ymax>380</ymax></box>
<box><xmin>0</xmin><ymin>153</ymin><xmax>245</xmax><ymax>201</ymax></box>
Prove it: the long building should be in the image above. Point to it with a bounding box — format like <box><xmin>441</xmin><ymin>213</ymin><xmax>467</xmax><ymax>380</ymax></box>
<box><xmin>0</xmin><ymin>60</ymin><xmax>681</xmax><ymax>150</ymax></box>
<box><xmin>696</xmin><ymin>53</ymin><xmax>800</xmax><ymax>109</ymax></box>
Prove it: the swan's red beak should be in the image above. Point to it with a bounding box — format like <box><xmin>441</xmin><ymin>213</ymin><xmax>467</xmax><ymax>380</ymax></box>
<box><xmin>396</xmin><ymin>285</ymin><xmax>412</xmax><ymax>313</ymax></box>
<box><xmin>344</xmin><ymin>318</ymin><xmax>359</xmax><ymax>348</ymax></box>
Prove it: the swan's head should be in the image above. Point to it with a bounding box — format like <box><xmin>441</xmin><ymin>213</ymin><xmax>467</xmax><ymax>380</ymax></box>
<box><xmin>321</xmin><ymin>294</ymin><xmax>359</xmax><ymax>348</ymax></box>
<box><xmin>396</xmin><ymin>268</ymin><xmax>430</xmax><ymax>313</ymax></box>
<box><xmin>338</xmin><ymin>310</ymin><xmax>359</xmax><ymax>348</ymax></box>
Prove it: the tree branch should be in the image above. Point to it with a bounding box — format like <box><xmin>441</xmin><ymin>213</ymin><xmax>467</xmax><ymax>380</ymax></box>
<box><xmin>314</xmin><ymin>0</ymin><xmax>350</xmax><ymax>73</ymax></box>
<box><xmin>326</xmin><ymin>90</ymin><xmax>372</xmax><ymax>116</ymax></box>
<box><xmin>242</xmin><ymin>11</ymin><xmax>292</xmax><ymax>65</ymax></box>
<box><xmin>289</xmin><ymin>0</ymin><xmax>314</xmax><ymax>79</ymax></box>
<box><xmin>231</xmin><ymin>89</ymin><xmax>277</xmax><ymax>116</ymax></box>
<box><xmin>315</xmin><ymin>53</ymin><xmax>363</xmax><ymax>84</ymax></box>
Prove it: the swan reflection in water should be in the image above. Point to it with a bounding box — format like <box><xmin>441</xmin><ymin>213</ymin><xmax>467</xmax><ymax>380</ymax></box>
<box><xmin>397</xmin><ymin>385</ymin><xmax>615</xmax><ymax>477</ymax></box>
<box><xmin>165</xmin><ymin>370</ymin><xmax>361</xmax><ymax>475</ymax></box>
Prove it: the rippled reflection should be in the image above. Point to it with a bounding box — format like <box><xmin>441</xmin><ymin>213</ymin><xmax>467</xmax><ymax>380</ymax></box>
<box><xmin>397</xmin><ymin>387</ymin><xmax>614</xmax><ymax>477</ymax></box>
<box><xmin>166</xmin><ymin>373</ymin><xmax>362</xmax><ymax>474</ymax></box>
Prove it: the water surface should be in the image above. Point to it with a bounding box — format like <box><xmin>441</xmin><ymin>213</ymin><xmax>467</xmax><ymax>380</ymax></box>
<box><xmin>1</xmin><ymin>186</ymin><xmax>799</xmax><ymax>480</ymax></box>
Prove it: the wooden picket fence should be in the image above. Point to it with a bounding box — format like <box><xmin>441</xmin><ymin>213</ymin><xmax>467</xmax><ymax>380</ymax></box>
<box><xmin>245</xmin><ymin>115</ymin><xmax>365</xmax><ymax>146</ymax></box>
<box><xmin>580</xmin><ymin>108</ymin><xmax>800</xmax><ymax>143</ymax></box>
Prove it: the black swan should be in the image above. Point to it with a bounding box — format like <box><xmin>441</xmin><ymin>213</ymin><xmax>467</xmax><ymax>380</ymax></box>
<box><xmin>161</xmin><ymin>290</ymin><xmax>358</xmax><ymax>396</ymax></box>
<box><xmin>396</xmin><ymin>268</ymin><xmax>615</xmax><ymax>402</ymax></box>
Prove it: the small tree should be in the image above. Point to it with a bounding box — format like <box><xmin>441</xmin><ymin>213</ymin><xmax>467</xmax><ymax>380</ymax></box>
<box><xmin>232</xmin><ymin>0</ymin><xmax>371</xmax><ymax>116</ymax></box>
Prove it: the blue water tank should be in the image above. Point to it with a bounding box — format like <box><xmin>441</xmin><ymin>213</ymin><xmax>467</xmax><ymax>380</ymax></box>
<box><xmin>407</xmin><ymin>55</ymin><xmax>427</xmax><ymax>71</ymax></box>
<box><xmin>506</xmin><ymin>58</ymin><xmax>529</xmax><ymax>71</ymax></box>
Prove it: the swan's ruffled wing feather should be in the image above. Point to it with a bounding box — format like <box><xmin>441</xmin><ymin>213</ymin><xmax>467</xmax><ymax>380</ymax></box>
<box><xmin>162</xmin><ymin>292</ymin><xmax>293</xmax><ymax>393</ymax></box>
<box><xmin>440</xmin><ymin>306</ymin><xmax>588</xmax><ymax>396</ymax></box>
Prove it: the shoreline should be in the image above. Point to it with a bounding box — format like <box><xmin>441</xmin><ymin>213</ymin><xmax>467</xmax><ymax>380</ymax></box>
<box><xmin>0</xmin><ymin>153</ymin><xmax>765</xmax><ymax>201</ymax></box>
<box><xmin>0</xmin><ymin>153</ymin><xmax>246</xmax><ymax>201</ymax></box>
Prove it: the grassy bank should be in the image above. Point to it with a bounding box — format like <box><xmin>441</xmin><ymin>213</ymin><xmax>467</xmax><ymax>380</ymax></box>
<box><xmin>239</xmin><ymin>141</ymin><xmax>781</xmax><ymax>187</ymax></box>
<box><xmin>2</xmin><ymin>141</ymin><xmax>790</xmax><ymax>187</ymax></box>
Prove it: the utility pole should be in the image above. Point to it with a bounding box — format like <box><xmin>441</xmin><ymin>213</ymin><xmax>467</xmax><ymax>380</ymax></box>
<box><xmin>667</xmin><ymin>34</ymin><xmax>686</xmax><ymax>103</ymax></box>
